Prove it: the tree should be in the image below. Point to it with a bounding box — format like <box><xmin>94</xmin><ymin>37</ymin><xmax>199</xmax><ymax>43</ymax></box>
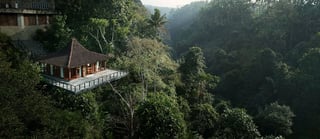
<box><xmin>0</xmin><ymin>35</ymin><xmax>51</xmax><ymax>138</ymax></box>
<box><xmin>255</xmin><ymin>0</ymin><xmax>297</xmax><ymax>53</ymax></box>
<box><xmin>243</xmin><ymin>48</ymin><xmax>279</xmax><ymax>110</ymax></box>
<box><xmin>147</xmin><ymin>8</ymin><xmax>167</xmax><ymax>39</ymax></box>
<box><xmin>217</xmin><ymin>108</ymin><xmax>260</xmax><ymax>138</ymax></box>
<box><xmin>114</xmin><ymin>37</ymin><xmax>178</xmax><ymax>95</ymax></box>
<box><xmin>189</xmin><ymin>103</ymin><xmax>219</xmax><ymax>138</ymax></box>
<box><xmin>54</xmin><ymin>0</ymin><xmax>135</xmax><ymax>53</ymax></box>
<box><xmin>106</xmin><ymin>82</ymin><xmax>142</xmax><ymax>138</ymax></box>
<box><xmin>87</xmin><ymin>18</ymin><xmax>111</xmax><ymax>53</ymax></box>
<box><xmin>298</xmin><ymin>48</ymin><xmax>320</xmax><ymax>76</ymax></box>
<box><xmin>291</xmin><ymin>47</ymin><xmax>320</xmax><ymax>137</ymax></box>
<box><xmin>0</xmin><ymin>33</ymin><xmax>102</xmax><ymax>138</ymax></box>
<box><xmin>168</xmin><ymin>1</ymin><xmax>207</xmax><ymax>47</ymax></box>
<box><xmin>255</xmin><ymin>102</ymin><xmax>295</xmax><ymax>136</ymax></box>
<box><xmin>178</xmin><ymin>47</ymin><xmax>219</xmax><ymax>104</ymax></box>
<box><xmin>34</xmin><ymin>15</ymin><xmax>71</xmax><ymax>52</ymax></box>
<box><xmin>136</xmin><ymin>92</ymin><xmax>186</xmax><ymax>138</ymax></box>
<box><xmin>167</xmin><ymin>0</ymin><xmax>320</xmax><ymax>137</ymax></box>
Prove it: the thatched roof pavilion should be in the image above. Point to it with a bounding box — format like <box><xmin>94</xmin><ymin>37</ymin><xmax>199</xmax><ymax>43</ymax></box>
<box><xmin>39</xmin><ymin>38</ymin><xmax>108</xmax><ymax>80</ymax></box>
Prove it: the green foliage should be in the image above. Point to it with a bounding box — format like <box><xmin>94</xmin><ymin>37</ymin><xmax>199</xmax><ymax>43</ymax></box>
<box><xmin>289</xmin><ymin>46</ymin><xmax>320</xmax><ymax>137</ymax></box>
<box><xmin>148</xmin><ymin>9</ymin><xmax>167</xmax><ymax>28</ymax></box>
<box><xmin>262</xmin><ymin>135</ymin><xmax>285</xmax><ymax>139</ymax></box>
<box><xmin>44</xmin><ymin>89</ymin><xmax>98</xmax><ymax>119</ymax></box>
<box><xmin>54</xmin><ymin>0</ymin><xmax>135</xmax><ymax>53</ymax></box>
<box><xmin>0</xmin><ymin>41</ymin><xmax>53</xmax><ymax>138</ymax></box>
<box><xmin>255</xmin><ymin>102</ymin><xmax>295</xmax><ymax>136</ymax></box>
<box><xmin>170</xmin><ymin>0</ymin><xmax>254</xmax><ymax>54</ymax></box>
<box><xmin>178</xmin><ymin>47</ymin><xmax>219</xmax><ymax>104</ymax></box>
<box><xmin>168</xmin><ymin>1</ymin><xmax>207</xmax><ymax>48</ymax></box>
<box><xmin>189</xmin><ymin>103</ymin><xmax>219</xmax><ymax>138</ymax></box>
<box><xmin>46</xmin><ymin>110</ymin><xmax>90</xmax><ymax>138</ymax></box>
<box><xmin>0</xmin><ymin>44</ymin><xmax>40</xmax><ymax>94</ymax></box>
<box><xmin>114</xmin><ymin>37</ymin><xmax>178</xmax><ymax>94</ymax></box>
<box><xmin>136</xmin><ymin>92</ymin><xmax>187</xmax><ymax>138</ymax></box>
<box><xmin>217</xmin><ymin>108</ymin><xmax>261</xmax><ymax>138</ymax></box>
<box><xmin>215</xmin><ymin>100</ymin><xmax>232</xmax><ymax>114</ymax></box>
<box><xmin>177</xmin><ymin>96</ymin><xmax>191</xmax><ymax>119</ymax></box>
<box><xmin>147</xmin><ymin>8</ymin><xmax>167</xmax><ymax>39</ymax></box>
<box><xmin>0</xmin><ymin>32</ymin><xmax>10</xmax><ymax>43</ymax></box>
<box><xmin>298</xmin><ymin>48</ymin><xmax>320</xmax><ymax>75</ymax></box>
<box><xmin>4</xmin><ymin>0</ymin><xmax>320</xmax><ymax>138</ymax></box>
<box><xmin>168</xmin><ymin>0</ymin><xmax>320</xmax><ymax>137</ymax></box>
<box><xmin>34</xmin><ymin>15</ymin><xmax>71</xmax><ymax>52</ymax></box>
<box><xmin>87</xmin><ymin>18</ymin><xmax>111</xmax><ymax>53</ymax></box>
<box><xmin>0</xmin><ymin>106</ymin><xmax>24</xmax><ymax>138</ymax></box>
<box><xmin>179</xmin><ymin>47</ymin><xmax>206</xmax><ymax>75</ymax></box>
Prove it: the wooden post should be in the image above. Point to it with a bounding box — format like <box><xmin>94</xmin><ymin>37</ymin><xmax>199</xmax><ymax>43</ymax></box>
<box><xmin>68</xmin><ymin>68</ymin><xmax>71</xmax><ymax>80</ymax></box>
<box><xmin>96</xmin><ymin>61</ymin><xmax>99</xmax><ymax>72</ymax></box>
<box><xmin>60</xmin><ymin>67</ymin><xmax>64</xmax><ymax>78</ymax></box>
<box><xmin>83</xmin><ymin>66</ymin><xmax>86</xmax><ymax>77</ymax></box>
<box><xmin>93</xmin><ymin>63</ymin><xmax>96</xmax><ymax>73</ymax></box>
<box><xmin>79</xmin><ymin>66</ymin><xmax>82</xmax><ymax>77</ymax></box>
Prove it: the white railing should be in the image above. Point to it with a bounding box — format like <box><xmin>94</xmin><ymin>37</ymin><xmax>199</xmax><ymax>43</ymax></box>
<box><xmin>43</xmin><ymin>71</ymin><xmax>128</xmax><ymax>93</ymax></box>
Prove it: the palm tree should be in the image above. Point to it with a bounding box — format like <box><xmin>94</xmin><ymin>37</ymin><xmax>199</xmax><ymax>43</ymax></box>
<box><xmin>147</xmin><ymin>9</ymin><xmax>167</xmax><ymax>39</ymax></box>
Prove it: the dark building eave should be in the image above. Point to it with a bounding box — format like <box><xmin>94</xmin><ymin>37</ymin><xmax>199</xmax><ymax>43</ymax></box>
<box><xmin>39</xmin><ymin>38</ymin><xmax>108</xmax><ymax>68</ymax></box>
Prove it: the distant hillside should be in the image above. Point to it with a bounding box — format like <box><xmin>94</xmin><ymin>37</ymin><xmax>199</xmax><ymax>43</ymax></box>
<box><xmin>144</xmin><ymin>5</ymin><xmax>174</xmax><ymax>16</ymax></box>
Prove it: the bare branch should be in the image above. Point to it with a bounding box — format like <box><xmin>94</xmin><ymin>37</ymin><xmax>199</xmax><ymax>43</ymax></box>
<box><xmin>107</xmin><ymin>81</ymin><xmax>131</xmax><ymax>110</ymax></box>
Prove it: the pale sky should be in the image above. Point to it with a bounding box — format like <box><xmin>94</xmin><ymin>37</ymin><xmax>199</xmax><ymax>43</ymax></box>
<box><xmin>140</xmin><ymin>0</ymin><xmax>206</xmax><ymax>8</ymax></box>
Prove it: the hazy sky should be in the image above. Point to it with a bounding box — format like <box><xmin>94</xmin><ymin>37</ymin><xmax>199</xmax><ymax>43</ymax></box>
<box><xmin>140</xmin><ymin>0</ymin><xmax>206</xmax><ymax>8</ymax></box>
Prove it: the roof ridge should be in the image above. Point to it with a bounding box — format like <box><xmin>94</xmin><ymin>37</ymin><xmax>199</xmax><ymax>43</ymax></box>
<box><xmin>67</xmin><ymin>38</ymin><xmax>75</xmax><ymax>68</ymax></box>
<box><xmin>40</xmin><ymin>38</ymin><xmax>107</xmax><ymax>68</ymax></box>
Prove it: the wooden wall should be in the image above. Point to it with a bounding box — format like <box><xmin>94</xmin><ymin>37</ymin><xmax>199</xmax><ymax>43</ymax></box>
<box><xmin>0</xmin><ymin>14</ymin><xmax>17</xmax><ymax>26</ymax></box>
<box><xmin>24</xmin><ymin>14</ymin><xmax>36</xmax><ymax>26</ymax></box>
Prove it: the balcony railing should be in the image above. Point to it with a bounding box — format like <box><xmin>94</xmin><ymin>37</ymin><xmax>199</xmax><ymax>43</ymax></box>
<box><xmin>0</xmin><ymin>0</ymin><xmax>55</xmax><ymax>10</ymax></box>
<box><xmin>42</xmin><ymin>70</ymin><xmax>128</xmax><ymax>93</ymax></box>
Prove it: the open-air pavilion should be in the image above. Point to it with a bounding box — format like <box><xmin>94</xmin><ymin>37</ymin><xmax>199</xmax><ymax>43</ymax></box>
<box><xmin>39</xmin><ymin>38</ymin><xmax>127</xmax><ymax>93</ymax></box>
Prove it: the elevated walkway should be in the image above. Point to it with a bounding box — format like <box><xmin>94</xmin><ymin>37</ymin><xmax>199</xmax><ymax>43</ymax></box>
<box><xmin>42</xmin><ymin>69</ymin><xmax>128</xmax><ymax>93</ymax></box>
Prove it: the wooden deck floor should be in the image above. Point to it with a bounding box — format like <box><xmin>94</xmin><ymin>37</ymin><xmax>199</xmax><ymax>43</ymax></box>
<box><xmin>42</xmin><ymin>69</ymin><xmax>128</xmax><ymax>93</ymax></box>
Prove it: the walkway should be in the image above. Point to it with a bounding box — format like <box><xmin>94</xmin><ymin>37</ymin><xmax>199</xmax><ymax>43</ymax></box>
<box><xmin>43</xmin><ymin>69</ymin><xmax>128</xmax><ymax>93</ymax></box>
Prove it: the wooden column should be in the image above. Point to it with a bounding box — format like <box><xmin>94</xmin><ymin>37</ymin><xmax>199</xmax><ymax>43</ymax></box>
<box><xmin>96</xmin><ymin>61</ymin><xmax>99</xmax><ymax>72</ymax></box>
<box><xmin>36</xmin><ymin>15</ymin><xmax>39</xmax><ymax>25</ymax></box>
<box><xmin>82</xmin><ymin>66</ymin><xmax>86</xmax><ymax>77</ymax></box>
<box><xmin>50</xmin><ymin>64</ymin><xmax>53</xmax><ymax>75</ymax></box>
<box><xmin>68</xmin><ymin>68</ymin><xmax>71</xmax><ymax>80</ymax></box>
<box><xmin>17</xmin><ymin>14</ymin><xmax>24</xmax><ymax>28</ymax></box>
<box><xmin>79</xmin><ymin>67</ymin><xmax>82</xmax><ymax>77</ymax></box>
<box><xmin>93</xmin><ymin>63</ymin><xmax>96</xmax><ymax>73</ymax></box>
<box><xmin>60</xmin><ymin>67</ymin><xmax>64</xmax><ymax>78</ymax></box>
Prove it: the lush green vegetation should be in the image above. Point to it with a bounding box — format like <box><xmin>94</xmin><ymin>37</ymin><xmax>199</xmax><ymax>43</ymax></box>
<box><xmin>1</xmin><ymin>0</ymin><xmax>319</xmax><ymax>138</ymax></box>
<box><xmin>168</xmin><ymin>0</ymin><xmax>320</xmax><ymax>138</ymax></box>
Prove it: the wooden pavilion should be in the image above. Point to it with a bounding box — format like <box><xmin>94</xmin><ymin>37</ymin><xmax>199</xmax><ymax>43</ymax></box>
<box><xmin>39</xmin><ymin>38</ymin><xmax>107</xmax><ymax>80</ymax></box>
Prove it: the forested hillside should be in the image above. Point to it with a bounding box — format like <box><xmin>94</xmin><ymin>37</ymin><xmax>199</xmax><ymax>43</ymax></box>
<box><xmin>168</xmin><ymin>0</ymin><xmax>320</xmax><ymax>138</ymax></box>
<box><xmin>0</xmin><ymin>0</ymin><xmax>319</xmax><ymax>138</ymax></box>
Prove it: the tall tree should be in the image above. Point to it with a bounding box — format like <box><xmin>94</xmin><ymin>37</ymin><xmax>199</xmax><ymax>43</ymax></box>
<box><xmin>136</xmin><ymin>92</ymin><xmax>186</xmax><ymax>138</ymax></box>
<box><xmin>147</xmin><ymin>8</ymin><xmax>167</xmax><ymax>39</ymax></box>
<box><xmin>255</xmin><ymin>102</ymin><xmax>295</xmax><ymax>137</ymax></box>
<box><xmin>217</xmin><ymin>108</ymin><xmax>261</xmax><ymax>138</ymax></box>
<box><xmin>189</xmin><ymin>103</ymin><xmax>219</xmax><ymax>138</ymax></box>
<box><xmin>178</xmin><ymin>47</ymin><xmax>219</xmax><ymax>104</ymax></box>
